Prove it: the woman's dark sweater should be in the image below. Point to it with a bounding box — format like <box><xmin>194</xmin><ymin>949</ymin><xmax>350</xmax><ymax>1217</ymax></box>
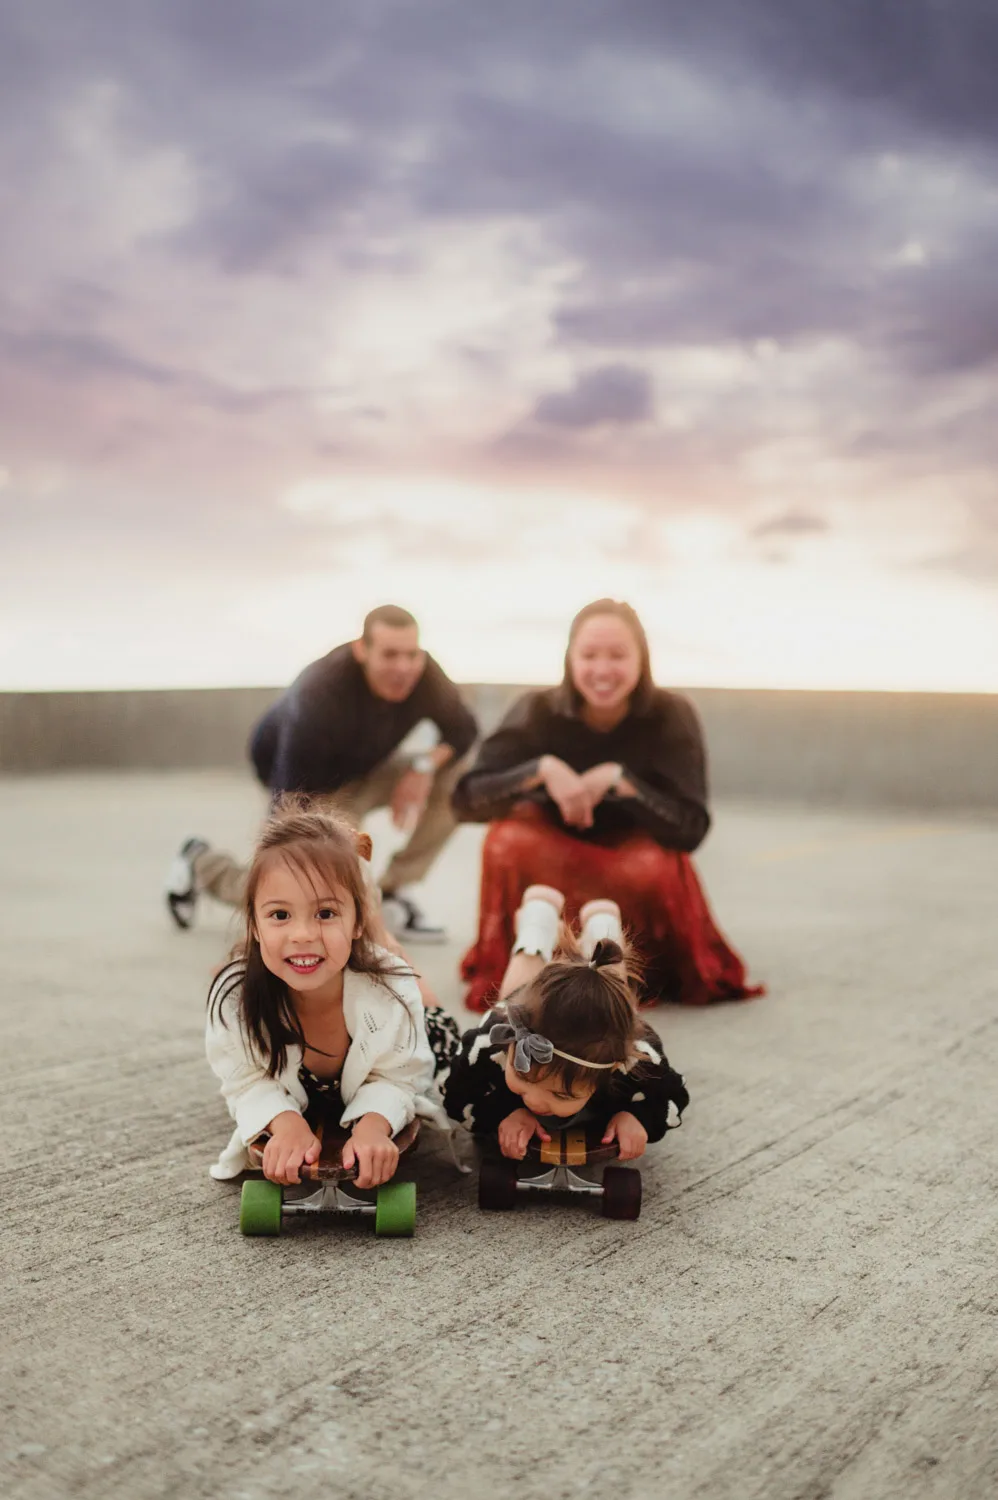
<box><xmin>452</xmin><ymin>687</ymin><xmax>710</xmax><ymax>852</ymax></box>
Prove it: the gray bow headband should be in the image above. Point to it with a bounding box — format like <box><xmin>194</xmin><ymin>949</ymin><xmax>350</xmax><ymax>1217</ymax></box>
<box><xmin>489</xmin><ymin>1009</ymin><xmax>620</xmax><ymax>1074</ymax></box>
<box><xmin>489</xmin><ymin>1018</ymin><xmax>554</xmax><ymax>1075</ymax></box>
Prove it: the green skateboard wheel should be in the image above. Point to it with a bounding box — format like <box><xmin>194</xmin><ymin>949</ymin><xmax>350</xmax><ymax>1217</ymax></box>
<box><xmin>374</xmin><ymin>1180</ymin><xmax>416</xmax><ymax>1237</ymax></box>
<box><xmin>240</xmin><ymin>1179</ymin><xmax>283</xmax><ymax>1236</ymax></box>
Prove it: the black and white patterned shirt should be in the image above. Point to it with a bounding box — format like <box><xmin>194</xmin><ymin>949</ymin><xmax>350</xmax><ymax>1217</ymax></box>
<box><xmin>443</xmin><ymin>1012</ymin><xmax>690</xmax><ymax>1142</ymax></box>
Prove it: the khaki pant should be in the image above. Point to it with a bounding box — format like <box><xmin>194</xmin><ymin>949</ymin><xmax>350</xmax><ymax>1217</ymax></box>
<box><xmin>193</xmin><ymin>755</ymin><xmax>464</xmax><ymax>910</ymax></box>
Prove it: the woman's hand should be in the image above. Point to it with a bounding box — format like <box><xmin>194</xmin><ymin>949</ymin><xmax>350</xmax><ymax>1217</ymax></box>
<box><xmin>538</xmin><ymin>755</ymin><xmax>595</xmax><ymax>829</ymax></box>
<box><xmin>498</xmin><ymin>1108</ymin><xmax>551</xmax><ymax>1160</ymax></box>
<box><xmin>602</xmin><ymin>1111</ymin><xmax>648</xmax><ymax>1162</ymax></box>
<box><xmin>261</xmin><ymin>1111</ymin><xmax>321</xmax><ymax>1185</ymax></box>
<box><xmin>343</xmin><ymin>1114</ymin><xmax>399</xmax><ymax>1188</ymax></box>
<box><xmin>579</xmin><ymin>762</ymin><xmax>623</xmax><ymax>807</ymax></box>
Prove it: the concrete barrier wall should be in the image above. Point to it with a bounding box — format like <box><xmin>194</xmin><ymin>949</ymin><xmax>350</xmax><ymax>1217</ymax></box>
<box><xmin>0</xmin><ymin>688</ymin><xmax>283</xmax><ymax>775</ymax></box>
<box><xmin>2</xmin><ymin>684</ymin><xmax>996</xmax><ymax>812</ymax></box>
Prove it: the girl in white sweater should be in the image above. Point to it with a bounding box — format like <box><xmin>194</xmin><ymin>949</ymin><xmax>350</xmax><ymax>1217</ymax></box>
<box><xmin>206</xmin><ymin>803</ymin><xmax>456</xmax><ymax>1187</ymax></box>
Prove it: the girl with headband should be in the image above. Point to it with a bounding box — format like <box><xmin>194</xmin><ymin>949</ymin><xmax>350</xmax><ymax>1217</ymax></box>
<box><xmin>444</xmin><ymin>885</ymin><xmax>688</xmax><ymax>1160</ymax></box>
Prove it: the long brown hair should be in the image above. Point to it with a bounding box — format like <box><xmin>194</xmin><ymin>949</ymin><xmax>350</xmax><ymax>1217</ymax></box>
<box><xmin>558</xmin><ymin>597</ymin><xmax>655</xmax><ymax>715</ymax></box>
<box><xmin>499</xmin><ymin>933</ymin><xmax>644</xmax><ymax>1094</ymax></box>
<box><xmin>207</xmin><ymin>800</ymin><xmax>412</xmax><ymax>1077</ymax></box>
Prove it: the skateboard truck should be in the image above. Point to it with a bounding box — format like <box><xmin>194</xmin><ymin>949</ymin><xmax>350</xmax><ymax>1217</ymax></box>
<box><xmin>238</xmin><ymin>1110</ymin><xmax>420</xmax><ymax>1237</ymax></box>
<box><xmin>281</xmin><ymin>1181</ymin><xmax>384</xmax><ymax>1218</ymax></box>
<box><xmin>515</xmin><ymin>1164</ymin><xmax>604</xmax><ymax>1197</ymax></box>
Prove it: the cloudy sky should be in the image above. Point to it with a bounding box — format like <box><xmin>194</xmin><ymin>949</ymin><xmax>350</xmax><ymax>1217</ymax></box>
<box><xmin>2</xmin><ymin>0</ymin><xmax>997</xmax><ymax>691</ymax></box>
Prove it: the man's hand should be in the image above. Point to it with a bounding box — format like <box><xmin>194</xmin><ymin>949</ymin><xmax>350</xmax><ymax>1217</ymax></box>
<box><xmin>498</xmin><ymin>1108</ymin><xmax>551</xmax><ymax>1160</ymax></box>
<box><xmin>579</xmin><ymin>762</ymin><xmax>622</xmax><ymax>807</ymax></box>
<box><xmin>601</xmin><ymin>1111</ymin><xmax>648</xmax><ymax>1162</ymax></box>
<box><xmin>389</xmin><ymin>768</ymin><xmax>432</xmax><ymax>831</ymax></box>
<box><xmin>343</xmin><ymin>1114</ymin><xmax>399</xmax><ymax>1188</ymax></box>
<box><xmin>261</xmin><ymin>1111</ymin><xmax>321</xmax><ymax>1185</ymax></box>
<box><xmin>538</xmin><ymin>755</ymin><xmax>595</xmax><ymax>829</ymax></box>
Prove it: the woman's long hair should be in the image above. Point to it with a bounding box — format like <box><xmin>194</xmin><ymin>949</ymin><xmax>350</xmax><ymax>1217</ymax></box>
<box><xmin>207</xmin><ymin>800</ymin><xmax>412</xmax><ymax>1077</ymax></box>
<box><xmin>558</xmin><ymin>597</ymin><xmax>656</xmax><ymax>715</ymax></box>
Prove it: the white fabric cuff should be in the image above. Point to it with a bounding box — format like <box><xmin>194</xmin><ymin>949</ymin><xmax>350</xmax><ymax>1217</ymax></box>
<box><xmin>512</xmin><ymin>898</ymin><xmax>560</xmax><ymax>961</ymax></box>
<box><xmin>234</xmin><ymin>1083</ymin><xmax>303</xmax><ymax>1146</ymax></box>
<box><xmin>339</xmin><ymin>1081</ymin><xmax>411</xmax><ymax>1137</ymax></box>
<box><xmin>580</xmin><ymin>910</ymin><xmax>623</xmax><ymax>958</ymax></box>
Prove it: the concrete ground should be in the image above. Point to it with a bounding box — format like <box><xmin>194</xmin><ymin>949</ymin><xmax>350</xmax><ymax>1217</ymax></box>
<box><xmin>1</xmin><ymin>772</ymin><xmax>995</xmax><ymax>1500</ymax></box>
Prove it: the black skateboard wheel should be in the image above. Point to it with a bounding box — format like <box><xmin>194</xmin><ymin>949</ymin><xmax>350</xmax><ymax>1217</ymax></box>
<box><xmin>479</xmin><ymin>1156</ymin><xmax>519</xmax><ymax>1211</ymax></box>
<box><xmin>601</xmin><ymin>1166</ymin><xmax>642</xmax><ymax>1221</ymax></box>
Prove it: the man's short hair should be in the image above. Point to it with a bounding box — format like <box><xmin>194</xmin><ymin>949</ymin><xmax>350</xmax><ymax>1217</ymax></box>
<box><xmin>362</xmin><ymin>604</ymin><xmax>418</xmax><ymax>641</ymax></box>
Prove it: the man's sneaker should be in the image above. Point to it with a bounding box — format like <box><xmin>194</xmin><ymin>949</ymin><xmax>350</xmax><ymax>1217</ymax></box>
<box><xmin>380</xmin><ymin>891</ymin><xmax>447</xmax><ymax>944</ymax></box>
<box><xmin>165</xmin><ymin>837</ymin><xmax>209</xmax><ymax>930</ymax></box>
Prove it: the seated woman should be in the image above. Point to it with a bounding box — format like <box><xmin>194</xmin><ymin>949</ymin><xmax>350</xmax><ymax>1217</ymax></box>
<box><xmin>452</xmin><ymin>598</ymin><xmax>763</xmax><ymax>1012</ymax></box>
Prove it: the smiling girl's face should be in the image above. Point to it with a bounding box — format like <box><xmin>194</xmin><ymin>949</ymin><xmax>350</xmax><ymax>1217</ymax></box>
<box><xmin>253</xmin><ymin>855</ymin><xmax>360</xmax><ymax>999</ymax></box>
<box><xmin>502</xmin><ymin>1053</ymin><xmax>596</xmax><ymax>1118</ymax></box>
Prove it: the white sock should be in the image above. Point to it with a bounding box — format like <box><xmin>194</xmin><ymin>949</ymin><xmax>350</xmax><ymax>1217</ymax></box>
<box><xmin>512</xmin><ymin>899</ymin><xmax>561</xmax><ymax>961</ymax></box>
<box><xmin>580</xmin><ymin>908</ymin><xmax>623</xmax><ymax>959</ymax></box>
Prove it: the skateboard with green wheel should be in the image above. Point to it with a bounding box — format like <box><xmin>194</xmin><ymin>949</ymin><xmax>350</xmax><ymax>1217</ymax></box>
<box><xmin>478</xmin><ymin>1122</ymin><xmax>641</xmax><ymax>1220</ymax></box>
<box><xmin>240</xmin><ymin>1100</ymin><xmax>420</xmax><ymax>1238</ymax></box>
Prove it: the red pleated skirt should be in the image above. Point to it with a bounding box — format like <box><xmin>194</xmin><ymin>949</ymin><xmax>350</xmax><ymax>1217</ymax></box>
<box><xmin>460</xmin><ymin>804</ymin><xmax>764</xmax><ymax>1013</ymax></box>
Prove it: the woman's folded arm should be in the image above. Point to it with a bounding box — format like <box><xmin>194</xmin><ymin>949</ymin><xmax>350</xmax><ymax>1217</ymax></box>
<box><xmin>615</xmin><ymin>767</ymin><xmax>711</xmax><ymax>852</ymax></box>
<box><xmin>452</xmin><ymin>758</ymin><xmax>543</xmax><ymax>821</ymax></box>
<box><xmin>452</xmin><ymin>694</ymin><xmax>546</xmax><ymax>822</ymax></box>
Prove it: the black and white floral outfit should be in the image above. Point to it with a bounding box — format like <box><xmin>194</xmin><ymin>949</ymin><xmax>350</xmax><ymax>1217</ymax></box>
<box><xmin>443</xmin><ymin>1008</ymin><xmax>689</xmax><ymax>1141</ymax></box>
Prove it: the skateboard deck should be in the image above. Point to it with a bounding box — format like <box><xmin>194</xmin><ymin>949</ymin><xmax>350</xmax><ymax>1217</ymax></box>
<box><xmin>247</xmin><ymin>1099</ymin><xmax>419</xmax><ymax>1183</ymax></box>
<box><xmin>523</xmin><ymin>1122</ymin><xmax>619</xmax><ymax>1168</ymax></box>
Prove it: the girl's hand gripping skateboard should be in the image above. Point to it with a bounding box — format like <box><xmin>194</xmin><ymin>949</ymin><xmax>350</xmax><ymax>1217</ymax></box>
<box><xmin>262</xmin><ymin>1109</ymin><xmax>399</xmax><ymax>1188</ymax></box>
<box><xmin>261</xmin><ymin>1111</ymin><xmax>321</xmax><ymax>1185</ymax></box>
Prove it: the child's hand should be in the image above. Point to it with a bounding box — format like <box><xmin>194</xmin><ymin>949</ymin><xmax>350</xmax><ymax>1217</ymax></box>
<box><xmin>262</xmin><ymin>1111</ymin><xmax>321</xmax><ymax>1185</ymax></box>
<box><xmin>343</xmin><ymin>1114</ymin><xmax>399</xmax><ymax>1189</ymax></box>
<box><xmin>498</xmin><ymin>1108</ymin><xmax>551</xmax><ymax>1160</ymax></box>
<box><xmin>602</xmin><ymin>1111</ymin><xmax>648</xmax><ymax>1162</ymax></box>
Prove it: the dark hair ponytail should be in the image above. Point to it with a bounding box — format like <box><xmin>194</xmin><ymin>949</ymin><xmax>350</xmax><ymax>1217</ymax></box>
<box><xmin>501</xmin><ymin>927</ymin><xmax>642</xmax><ymax>1092</ymax></box>
<box><xmin>588</xmin><ymin>937</ymin><xmax>624</xmax><ymax>969</ymax></box>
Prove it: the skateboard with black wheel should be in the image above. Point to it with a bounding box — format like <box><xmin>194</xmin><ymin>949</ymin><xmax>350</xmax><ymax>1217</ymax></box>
<box><xmin>478</xmin><ymin>1122</ymin><xmax>641</xmax><ymax>1220</ymax></box>
<box><xmin>239</xmin><ymin>1099</ymin><xmax>420</xmax><ymax>1238</ymax></box>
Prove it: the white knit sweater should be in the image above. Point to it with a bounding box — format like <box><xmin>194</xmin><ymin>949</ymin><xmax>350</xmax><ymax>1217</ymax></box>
<box><xmin>205</xmin><ymin>949</ymin><xmax>440</xmax><ymax>1179</ymax></box>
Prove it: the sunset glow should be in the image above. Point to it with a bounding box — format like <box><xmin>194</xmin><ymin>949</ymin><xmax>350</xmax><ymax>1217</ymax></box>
<box><xmin>2</xmin><ymin>6</ymin><xmax>996</xmax><ymax>693</ymax></box>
